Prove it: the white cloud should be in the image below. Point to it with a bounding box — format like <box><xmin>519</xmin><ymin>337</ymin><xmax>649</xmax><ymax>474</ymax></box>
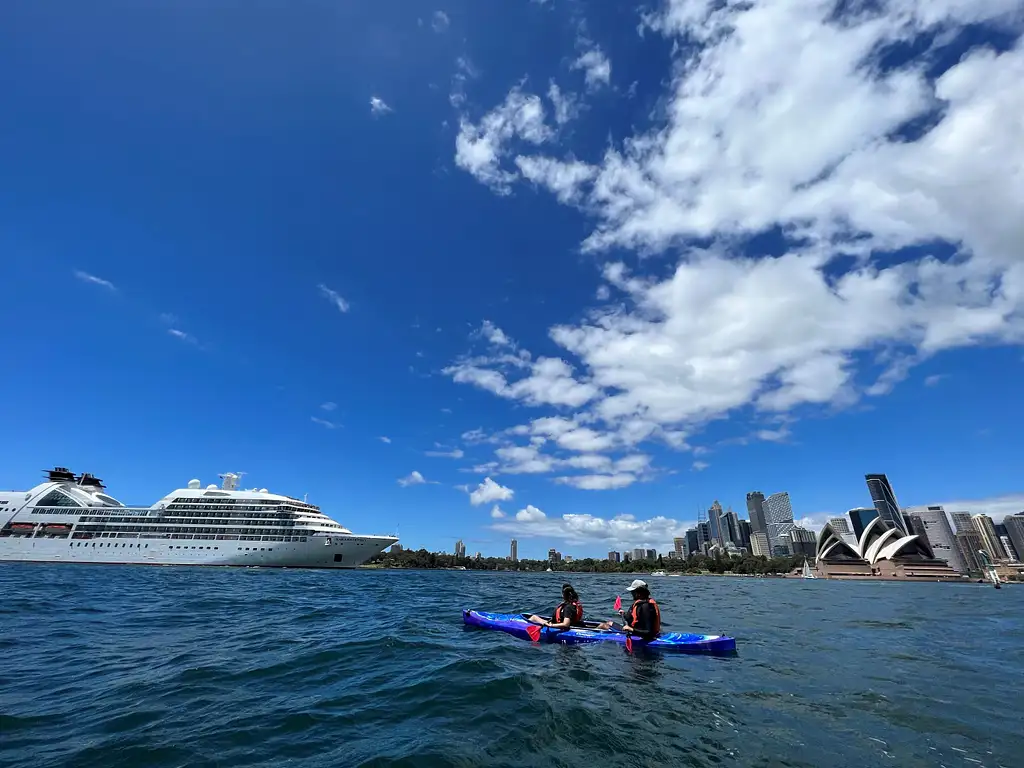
<box><xmin>480</xmin><ymin>320</ymin><xmax>514</xmax><ymax>347</ymax></box>
<box><xmin>571</xmin><ymin>46</ymin><xmax>611</xmax><ymax>90</ymax></box>
<box><xmin>311</xmin><ymin>416</ymin><xmax>339</xmax><ymax>429</ymax></box>
<box><xmin>426</xmin><ymin>445</ymin><xmax>465</xmax><ymax>459</ymax></box>
<box><xmin>515</xmin><ymin>504</ymin><xmax>547</xmax><ymax>522</ymax></box>
<box><xmin>468</xmin><ymin>477</ymin><xmax>515</xmax><ymax>506</ymax></box>
<box><xmin>547</xmin><ymin>81</ymin><xmax>579</xmax><ymax>125</ymax></box>
<box><xmin>492</xmin><ymin>509</ymin><xmax>692</xmax><ymax>550</ymax></box>
<box><xmin>692</xmin><ymin>460</ymin><xmax>710</xmax><ymax>472</ymax></box>
<box><xmin>398</xmin><ymin>471</ymin><xmax>434</xmax><ymax>487</ymax></box>
<box><xmin>74</xmin><ymin>270</ymin><xmax>116</xmax><ymax>290</ymax></box>
<box><xmin>448</xmin><ymin>2</ymin><xmax>1024</xmax><ymax>453</ymax></box>
<box><xmin>431</xmin><ymin>10</ymin><xmax>450</xmax><ymax>32</ymax></box>
<box><xmin>379</xmin><ymin>436</ymin><xmax>392</xmax><ymax>444</ymax></box>
<box><xmin>320</xmin><ymin>402</ymin><xmax>337</xmax><ymax>412</ymax></box>
<box><xmin>167</xmin><ymin>328</ymin><xmax>199</xmax><ymax>345</ymax></box>
<box><xmin>924</xmin><ymin>374</ymin><xmax>947</xmax><ymax>387</ymax></box>
<box><xmin>554</xmin><ymin>473</ymin><xmax>637</xmax><ymax>490</ymax></box>
<box><xmin>454</xmin><ymin>86</ymin><xmax>553</xmax><ymax>193</ymax></box>
<box><xmin>490</xmin><ymin>505</ymin><xmax>506</xmax><ymax>519</ymax></box>
<box><xmin>369</xmin><ymin>96</ymin><xmax>392</xmax><ymax>116</ymax></box>
<box><xmin>317</xmin><ymin>283</ymin><xmax>350</xmax><ymax>313</ymax></box>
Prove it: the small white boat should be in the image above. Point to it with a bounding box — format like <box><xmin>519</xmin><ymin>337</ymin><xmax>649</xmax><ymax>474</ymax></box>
<box><xmin>801</xmin><ymin>559</ymin><xmax>817</xmax><ymax>579</ymax></box>
<box><xmin>650</xmin><ymin>570</ymin><xmax>667</xmax><ymax>577</ymax></box>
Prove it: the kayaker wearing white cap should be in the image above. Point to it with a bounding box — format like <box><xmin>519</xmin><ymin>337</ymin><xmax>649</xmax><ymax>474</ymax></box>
<box><xmin>596</xmin><ymin>579</ymin><xmax>661</xmax><ymax>641</ymax></box>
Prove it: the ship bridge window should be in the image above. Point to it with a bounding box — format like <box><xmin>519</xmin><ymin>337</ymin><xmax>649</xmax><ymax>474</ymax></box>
<box><xmin>36</xmin><ymin>489</ymin><xmax>82</xmax><ymax>508</ymax></box>
<box><xmin>94</xmin><ymin>494</ymin><xmax>124</xmax><ymax>507</ymax></box>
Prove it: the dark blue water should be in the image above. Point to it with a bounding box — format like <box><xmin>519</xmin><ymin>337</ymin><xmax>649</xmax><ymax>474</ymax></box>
<box><xmin>1</xmin><ymin>565</ymin><xmax>1022</xmax><ymax>768</ymax></box>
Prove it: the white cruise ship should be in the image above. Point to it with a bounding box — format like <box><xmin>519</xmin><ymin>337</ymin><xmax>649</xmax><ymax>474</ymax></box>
<box><xmin>0</xmin><ymin>468</ymin><xmax>398</xmax><ymax>569</ymax></box>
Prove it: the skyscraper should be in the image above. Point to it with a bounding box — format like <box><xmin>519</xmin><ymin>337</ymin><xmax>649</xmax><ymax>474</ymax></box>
<box><xmin>789</xmin><ymin>526</ymin><xmax>817</xmax><ymax>558</ymax></box>
<box><xmin>697</xmin><ymin>521</ymin><xmax>712</xmax><ymax>553</ymax></box>
<box><xmin>708</xmin><ymin>500</ymin><xmax>725</xmax><ymax>546</ymax></box>
<box><xmin>645</xmin><ymin>548</ymin><xmax>657</xmax><ymax>560</ymax></box>
<box><xmin>737</xmin><ymin>519</ymin><xmax>752</xmax><ymax>550</ymax></box>
<box><xmin>722</xmin><ymin>508</ymin><xmax>740</xmax><ymax>546</ymax></box>
<box><xmin>455</xmin><ymin>539</ymin><xmax>466</xmax><ymax>558</ymax></box>
<box><xmin>751</xmin><ymin>531</ymin><xmax>770</xmax><ymax>557</ymax></box>
<box><xmin>764</xmin><ymin>491</ymin><xmax>795</xmax><ymax>547</ymax></box>
<box><xmin>906</xmin><ymin>514</ymin><xmax>930</xmax><ymax>546</ymax></box>
<box><xmin>865</xmin><ymin>474</ymin><xmax>907</xmax><ymax>534</ymax></box>
<box><xmin>685</xmin><ymin>528</ymin><xmax>699</xmax><ymax>558</ymax></box>
<box><xmin>1004</xmin><ymin>514</ymin><xmax>1024</xmax><ymax>565</ymax></box>
<box><xmin>632</xmin><ymin>547</ymin><xmax>646</xmax><ymax>561</ymax></box>
<box><xmin>608</xmin><ymin>551</ymin><xmax>621</xmax><ymax>562</ymax></box>
<box><xmin>905</xmin><ymin>505</ymin><xmax>965</xmax><ymax>572</ymax></box>
<box><xmin>828</xmin><ymin>517</ymin><xmax>853</xmax><ymax>536</ymax></box>
<box><xmin>951</xmin><ymin>512</ymin><xmax>973</xmax><ymax>533</ymax></box>
<box><xmin>746</xmin><ymin>491</ymin><xmax>768</xmax><ymax>536</ymax></box>
<box><xmin>971</xmin><ymin>514</ymin><xmax>1007</xmax><ymax>560</ymax></box>
<box><xmin>955</xmin><ymin>531</ymin><xmax>984</xmax><ymax>573</ymax></box>
<box><xmin>673</xmin><ymin>537</ymin><xmax>686</xmax><ymax>556</ymax></box>
<box><xmin>848</xmin><ymin>507</ymin><xmax>879</xmax><ymax>539</ymax></box>
<box><xmin>510</xmin><ymin>538</ymin><xmax>518</xmax><ymax>562</ymax></box>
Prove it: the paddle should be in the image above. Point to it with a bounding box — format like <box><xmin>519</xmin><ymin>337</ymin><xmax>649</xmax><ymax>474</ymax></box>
<box><xmin>526</xmin><ymin>623</ymin><xmax>542</xmax><ymax>642</ymax></box>
<box><xmin>614</xmin><ymin>595</ymin><xmax>633</xmax><ymax>651</ymax></box>
<box><xmin>614</xmin><ymin>595</ymin><xmax>622</xmax><ymax>611</ymax></box>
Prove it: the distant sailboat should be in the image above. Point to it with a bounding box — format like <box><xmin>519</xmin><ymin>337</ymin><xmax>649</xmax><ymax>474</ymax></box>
<box><xmin>801</xmin><ymin>559</ymin><xmax>817</xmax><ymax>579</ymax></box>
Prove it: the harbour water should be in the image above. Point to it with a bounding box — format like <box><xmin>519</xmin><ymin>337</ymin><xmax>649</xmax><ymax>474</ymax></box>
<box><xmin>1</xmin><ymin>565</ymin><xmax>1022</xmax><ymax>767</ymax></box>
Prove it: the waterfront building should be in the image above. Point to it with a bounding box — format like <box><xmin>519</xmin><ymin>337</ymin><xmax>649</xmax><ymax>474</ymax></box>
<box><xmin>814</xmin><ymin>516</ymin><xmax>960</xmax><ymax>580</ymax></box>
<box><xmin>623</xmin><ymin>551</ymin><xmax>631</xmax><ymax>562</ymax></box>
<box><xmin>904</xmin><ymin>505</ymin><xmax>967</xmax><ymax>573</ymax></box>
<box><xmin>789</xmin><ymin>526</ymin><xmax>817</xmax><ymax>559</ymax></box>
<box><xmin>950</xmin><ymin>512</ymin><xmax>973</xmax><ymax>533</ymax></box>
<box><xmin>455</xmin><ymin>539</ymin><xmax>466</xmax><ymax>558</ymax></box>
<box><xmin>906</xmin><ymin>514</ymin><xmax>929</xmax><ymax>546</ymax></box>
<box><xmin>746</xmin><ymin>491</ymin><xmax>768</xmax><ymax>537</ymax></box>
<box><xmin>999</xmin><ymin>535</ymin><xmax>1018</xmax><ymax>562</ymax></box>
<box><xmin>722</xmin><ymin>508</ymin><xmax>740</xmax><ymax>546</ymax></box>
<box><xmin>1004</xmin><ymin>515</ymin><xmax>1024</xmax><ymax>564</ymax></box>
<box><xmin>848</xmin><ymin>507</ymin><xmax>879</xmax><ymax>539</ymax></box>
<box><xmin>697</xmin><ymin>521</ymin><xmax>712</xmax><ymax>553</ymax></box>
<box><xmin>390</xmin><ymin>543</ymin><xmax>403</xmax><ymax>554</ymax></box>
<box><xmin>632</xmin><ymin>547</ymin><xmax>646</xmax><ymax>561</ymax></box>
<box><xmin>865</xmin><ymin>474</ymin><xmax>907</xmax><ymax>534</ymax></box>
<box><xmin>971</xmin><ymin>514</ymin><xmax>1007</xmax><ymax>560</ymax></box>
<box><xmin>685</xmin><ymin>528</ymin><xmax>699</xmax><ymax>558</ymax></box>
<box><xmin>667</xmin><ymin>550</ymin><xmax>679</xmax><ymax>559</ymax></box>
<box><xmin>955</xmin><ymin>531</ymin><xmax>984</xmax><ymax>573</ymax></box>
<box><xmin>737</xmin><ymin>519</ymin><xmax>752</xmax><ymax>550</ymax></box>
<box><xmin>765</xmin><ymin>491</ymin><xmax>795</xmax><ymax>548</ymax></box>
<box><xmin>510</xmin><ymin>538</ymin><xmax>518</xmax><ymax>562</ymax></box>
<box><xmin>828</xmin><ymin>517</ymin><xmax>853</xmax><ymax>536</ymax></box>
<box><xmin>750</xmin><ymin>531</ymin><xmax>770</xmax><ymax>557</ymax></box>
<box><xmin>645</xmin><ymin>548</ymin><xmax>657</xmax><ymax>560</ymax></box>
<box><xmin>608</xmin><ymin>551</ymin><xmax>620</xmax><ymax>562</ymax></box>
<box><xmin>708</xmin><ymin>500</ymin><xmax>725</xmax><ymax>547</ymax></box>
<box><xmin>673</xmin><ymin>537</ymin><xmax>686</xmax><ymax>556</ymax></box>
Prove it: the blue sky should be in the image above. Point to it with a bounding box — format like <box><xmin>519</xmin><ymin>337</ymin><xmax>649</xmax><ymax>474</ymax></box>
<box><xmin>2</xmin><ymin>1</ymin><xmax>1023</xmax><ymax>559</ymax></box>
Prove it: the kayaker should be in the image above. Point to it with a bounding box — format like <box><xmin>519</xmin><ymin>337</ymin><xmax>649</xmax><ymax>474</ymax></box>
<box><xmin>597</xmin><ymin>579</ymin><xmax>661</xmax><ymax>641</ymax></box>
<box><xmin>527</xmin><ymin>583</ymin><xmax>584</xmax><ymax>629</ymax></box>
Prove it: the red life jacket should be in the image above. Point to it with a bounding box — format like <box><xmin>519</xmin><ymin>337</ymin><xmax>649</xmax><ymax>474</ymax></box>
<box><xmin>553</xmin><ymin>599</ymin><xmax>584</xmax><ymax>625</ymax></box>
<box><xmin>628</xmin><ymin>598</ymin><xmax>661</xmax><ymax>636</ymax></box>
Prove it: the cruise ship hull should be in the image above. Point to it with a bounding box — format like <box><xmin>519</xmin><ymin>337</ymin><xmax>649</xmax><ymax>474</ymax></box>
<box><xmin>0</xmin><ymin>535</ymin><xmax>395</xmax><ymax>569</ymax></box>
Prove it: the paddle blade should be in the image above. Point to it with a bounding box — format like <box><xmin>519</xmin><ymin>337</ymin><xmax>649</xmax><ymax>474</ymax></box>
<box><xmin>625</xmin><ymin>635</ymin><xmax>633</xmax><ymax>653</ymax></box>
<box><xmin>527</xmin><ymin>624</ymin><xmax>541</xmax><ymax>642</ymax></box>
<box><xmin>614</xmin><ymin>595</ymin><xmax>622</xmax><ymax>611</ymax></box>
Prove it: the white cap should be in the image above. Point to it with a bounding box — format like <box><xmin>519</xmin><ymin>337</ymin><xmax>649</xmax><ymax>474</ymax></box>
<box><xmin>626</xmin><ymin>579</ymin><xmax>648</xmax><ymax>592</ymax></box>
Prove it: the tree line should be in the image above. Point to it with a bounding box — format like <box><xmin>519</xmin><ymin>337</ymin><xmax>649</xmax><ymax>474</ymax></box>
<box><xmin>366</xmin><ymin>547</ymin><xmax>806</xmax><ymax>575</ymax></box>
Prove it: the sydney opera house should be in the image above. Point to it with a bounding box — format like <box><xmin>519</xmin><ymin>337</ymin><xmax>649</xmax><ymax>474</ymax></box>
<box><xmin>814</xmin><ymin>515</ymin><xmax>962</xmax><ymax>580</ymax></box>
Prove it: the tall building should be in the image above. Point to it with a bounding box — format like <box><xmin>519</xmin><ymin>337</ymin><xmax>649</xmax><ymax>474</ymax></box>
<box><xmin>510</xmin><ymin>538</ymin><xmax>518</xmax><ymax>562</ymax></box>
<box><xmin>390</xmin><ymin>543</ymin><xmax>403</xmax><ymax>553</ymax></box>
<box><xmin>955</xmin><ymin>531</ymin><xmax>985</xmax><ymax>573</ymax></box>
<box><xmin>789</xmin><ymin>526</ymin><xmax>817</xmax><ymax>558</ymax></box>
<box><xmin>905</xmin><ymin>505</ymin><xmax>965</xmax><ymax>573</ymax></box>
<box><xmin>848</xmin><ymin>507</ymin><xmax>879</xmax><ymax>539</ymax></box>
<box><xmin>697</xmin><ymin>521</ymin><xmax>712</xmax><ymax>553</ymax></box>
<box><xmin>765</xmin><ymin>491</ymin><xmax>795</xmax><ymax>547</ymax></box>
<box><xmin>673</xmin><ymin>537</ymin><xmax>686</xmax><ymax>556</ymax></box>
<box><xmin>951</xmin><ymin>511</ymin><xmax>973</xmax><ymax>533</ymax></box>
<box><xmin>455</xmin><ymin>539</ymin><xmax>466</xmax><ymax>558</ymax></box>
<box><xmin>746</xmin><ymin>491</ymin><xmax>768</xmax><ymax>536</ymax></box>
<box><xmin>608</xmin><ymin>551</ymin><xmax>621</xmax><ymax>562</ymax></box>
<box><xmin>722</xmin><ymin>508</ymin><xmax>740</xmax><ymax>546</ymax></box>
<box><xmin>828</xmin><ymin>517</ymin><xmax>853</xmax><ymax>536</ymax></box>
<box><xmin>751</xmin><ymin>531</ymin><xmax>770</xmax><ymax>557</ymax></box>
<box><xmin>865</xmin><ymin>474</ymin><xmax>907</xmax><ymax>534</ymax></box>
<box><xmin>1004</xmin><ymin>514</ymin><xmax>1024</xmax><ymax>565</ymax></box>
<box><xmin>737</xmin><ymin>519</ymin><xmax>752</xmax><ymax>550</ymax></box>
<box><xmin>685</xmin><ymin>528</ymin><xmax>699</xmax><ymax>558</ymax></box>
<box><xmin>906</xmin><ymin>514</ymin><xmax>930</xmax><ymax>546</ymax></box>
<box><xmin>548</xmin><ymin>548</ymin><xmax>561</xmax><ymax>563</ymax></box>
<box><xmin>708</xmin><ymin>500</ymin><xmax>725</xmax><ymax>546</ymax></box>
<box><xmin>632</xmin><ymin>547</ymin><xmax>646</xmax><ymax>561</ymax></box>
<box><xmin>971</xmin><ymin>514</ymin><xmax>1007</xmax><ymax>560</ymax></box>
<box><xmin>994</xmin><ymin>522</ymin><xmax>1018</xmax><ymax>561</ymax></box>
<box><xmin>645</xmin><ymin>548</ymin><xmax>657</xmax><ymax>560</ymax></box>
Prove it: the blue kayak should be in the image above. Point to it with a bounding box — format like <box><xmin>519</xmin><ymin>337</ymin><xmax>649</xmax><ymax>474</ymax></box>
<box><xmin>463</xmin><ymin>610</ymin><xmax>736</xmax><ymax>655</ymax></box>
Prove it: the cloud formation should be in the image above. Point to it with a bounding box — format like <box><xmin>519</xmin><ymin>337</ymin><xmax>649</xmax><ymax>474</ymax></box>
<box><xmin>398</xmin><ymin>470</ymin><xmax>433</xmax><ymax>487</ymax></box>
<box><xmin>318</xmin><ymin>283</ymin><xmax>350</xmax><ymax>313</ymax></box>
<box><xmin>74</xmin><ymin>270</ymin><xmax>116</xmax><ymax>290</ymax></box>
<box><xmin>468</xmin><ymin>477</ymin><xmax>515</xmax><ymax>506</ymax></box>
<box><xmin>369</xmin><ymin>96</ymin><xmax>392</xmax><ymax>116</ymax></box>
